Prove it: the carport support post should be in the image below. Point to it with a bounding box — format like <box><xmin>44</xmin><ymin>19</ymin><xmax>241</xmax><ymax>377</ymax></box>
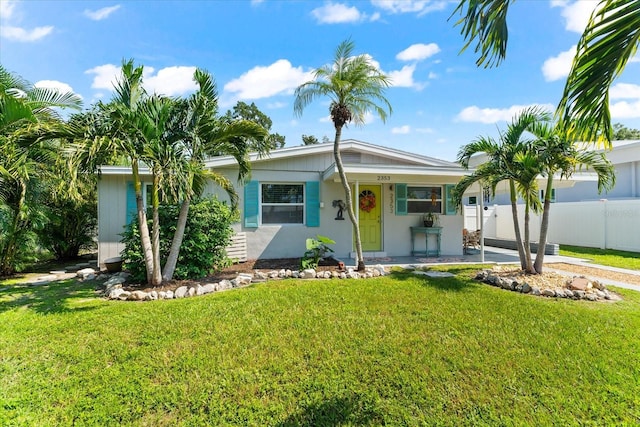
<box><xmin>479</xmin><ymin>190</ymin><xmax>485</xmax><ymax>263</ymax></box>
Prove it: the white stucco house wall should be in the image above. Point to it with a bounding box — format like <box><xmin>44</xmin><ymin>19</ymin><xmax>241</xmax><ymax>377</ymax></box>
<box><xmin>97</xmin><ymin>139</ymin><xmax>473</xmax><ymax>266</ymax></box>
<box><xmin>466</xmin><ymin>140</ymin><xmax>640</xmax><ymax>206</ymax></box>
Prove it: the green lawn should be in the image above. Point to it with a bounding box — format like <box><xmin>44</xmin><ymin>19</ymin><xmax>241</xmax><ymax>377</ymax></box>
<box><xmin>1</xmin><ymin>267</ymin><xmax>640</xmax><ymax>426</ymax></box>
<box><xmin>559</xmin><ymin>245</ymin><xmax>640</xmax><ymax>271</ymax></box>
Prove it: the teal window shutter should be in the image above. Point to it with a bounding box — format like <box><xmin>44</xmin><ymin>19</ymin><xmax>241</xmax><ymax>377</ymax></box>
<box><xmin>126</xmin><ymin>181</ymin><xmax>137</xmax><ymax>224</ymax></box>
<box><xmin>306</xmin><ymin>181</ymin><xmax>320</xmax><ymax>227</ymax></box>
<box><xmin>395</xmin><ymin>184</ymin><xmax>407</xmax><ymax>215</ymax></box>
<box><xmin>244</xmin><ymin>181</ymin><xmax>259</xmax><ymax>228</ymax></box>
<box><xmin>445</xmin><ymin>184</ymin><xmax>457</xmax><ymax>215</ymax></box>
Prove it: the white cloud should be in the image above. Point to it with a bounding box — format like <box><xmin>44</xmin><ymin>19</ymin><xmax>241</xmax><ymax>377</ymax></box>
<box><xmin>610</xmin><ymin>83</ymin><xmax>640</xmax><ymax>99</ymax></box>
<box><xmin>1</xmin><ymin>25</ymin><xmax>53</xmax><ymax>41</ymax></box>
<box><xmin>311</xmin><ymin>2</ymin><xmax>364</xmax><ymax>24</ymax></box>
<box><xmin>456</xmin><ymin>104</ymin><xmax>555</xmax><ymax>124</ymax></box>
<box><xmin>143</xmin><ymin>66</ymin><xmax>197</xmax><ymax>96</ymax></box>
<box><xmin>86</xmin><ymin>63</ymin><xmax>198</xmax><ymax>96</ymax></box>
<box><xmin>85</xmin><ymin>64</ymin><xmax>121</xmax><ymax>90</ymax></box>
<box><xmin>251</xmin><ymin>0</ymin><xmax>265</xmax><ymax>5</ymax></box>
<box><xmin>0</xmin><ymin>0</ymin><xmax>16</xmax><ymax>19</ymax></box>
<box><xmin>610</xmin><ymin>100</ymin><xmax>640</xmax><ymax>119</ymax></box>
<box><xmin>542</xmin><ymin>45</ymin><xmax>576</xmax><ymax>81</ymax></box>
<box><xmin>224</xmin><ymin>59</ymin><xmax>312</xmax><ymax>99</ymax></box>
<box><xmin>34</xmin><ymin>80</ymin><xmax>82</xmax><ymax>99</ymax></box>
<box><xmin>84</xmin><ymin>5</ymin><xmax>121</xmax><ymax>21</ymax></box>
<box><xmin>428</xmin><ymin>71</ymin><xmax>438</xmax><ymax>79</ymax></box>
<box><xmin>362</xmin><ymin>111</ymin><xmax>375</xmax><ymax>124</ymax></box>
<box><xmin>388</xmin><ymin>64</ymin><xmax>427</xmax><ymax>90</ymax></box>
<box><xmin>392</xmin><ymin>125</ymin><xmax>411</xmax><ymax>134</ymax></box>
<box><xmin>0</xmin><ymin>1</ymin><xmax>54</xmax><ymax>42</ymax></box>
<box><xmin>396</xmin><ymin>43</ymin><xmax>440</xmax><ymax>62</ymax></box>
<box><xmin>551</xmin><ymin>0</ymin><xmax>598</xmax><ymax>33</ymax></box>
<box><xmin>371</xmin><ymin>0</ymin><xmax>447</xmax><ymax>16</ymax></box>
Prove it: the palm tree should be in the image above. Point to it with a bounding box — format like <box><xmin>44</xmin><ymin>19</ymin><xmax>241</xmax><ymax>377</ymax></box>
<box><xmin>161</xmin><ymin>69</ymin><xmax>269</xmax><ymax>282</ymax></box>
<box><xmin>528</xmin><ymin>123</ymin><xmax>616</xmax><ymax>273</ymax></box>
<box><xmin>74</xmin><ymin>60</ymin><xmax>158</xmax><ymax>284</ymax></box>
<box><xmin>294</xmin><ymin>39</ymin><xmax>392</xmax><ymax>271</ymax></box>
<box><xmin>455</xmin><ymin>107</ymin><xmax>549</xmax><ymax>273</ymax></box>
<box><xmin>452</xmin><ymin>0</ymin><xmax>640</xmax><ymax>145</ymax></box>
<box><xmin>0</xmin><ymin>65</ymin><xmax>81</xmax><ymax>275</ymax></box>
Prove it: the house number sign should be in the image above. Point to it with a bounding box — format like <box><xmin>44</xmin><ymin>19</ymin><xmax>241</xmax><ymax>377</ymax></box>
<box><xmin>377</xmin><ymin>175</ymin><xmax>391</xmax><ymax>181</ymax></box>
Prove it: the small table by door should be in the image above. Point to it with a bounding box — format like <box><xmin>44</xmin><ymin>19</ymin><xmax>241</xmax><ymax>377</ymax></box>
<box><xmin>410</xmin><ymin>227</ymin><xmax>442</xmax><ymax>257</ymax></box>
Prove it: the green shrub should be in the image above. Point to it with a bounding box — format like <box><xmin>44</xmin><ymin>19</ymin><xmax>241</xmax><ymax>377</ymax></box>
<box><xmin>121</xmin><ymin>197</ymin><xmax>238</xmax><ymax>281</ymax></box>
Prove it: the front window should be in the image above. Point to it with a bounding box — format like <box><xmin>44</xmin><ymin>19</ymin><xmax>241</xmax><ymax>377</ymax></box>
<box><xmin>261</xmin><ymin>183</ymin><xmax>304</xmax><ymax>224</ymax></box>
<box><xmin>407</xmin><ymin>186</ymin><xmax>442</xmax><ymax>214</ymax></box>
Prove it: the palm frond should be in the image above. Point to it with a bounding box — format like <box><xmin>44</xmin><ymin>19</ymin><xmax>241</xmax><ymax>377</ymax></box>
<box><xmin>451</xmin><ymin>0</ymin><xmax>513</xmax><ymax>68</ymax></box>
<box><xmin>558</xmin><ymin>0</ymin><xmax>640</xmax><ymax>145</ymax></box>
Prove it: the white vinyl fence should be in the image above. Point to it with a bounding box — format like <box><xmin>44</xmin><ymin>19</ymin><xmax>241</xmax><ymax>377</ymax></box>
<box><xmin>465</xmin><ymin>200</ymin><xmax>640</xmax><ymax>252</ymax></box>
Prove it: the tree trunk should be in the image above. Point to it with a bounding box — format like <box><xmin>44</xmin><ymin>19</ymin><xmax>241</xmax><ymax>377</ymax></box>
<box><xmin>333</xmin><ymin>125</ymin><xmax>365</xmax><ymax>271</ymax></box>
<box><xmin>534</xmin><ymin>176</ymin><xmax>554</xmax><ymax>274</ymax></box>
<box><xmin>150</xmin><ymin>173</ymin><xmax>162</xmax><ymax>286</ymax></box>
<box><xmin>523</xmin><ymin>199</ymin><xmax>535</xmax><ymax>274</ymax></box>
<box><xmin>162</xmin><ymin>197</ymin><xmax>191</xmax><ymax>282</ymax></box>
<box><xmin>132</xmin><ymin>161</ymin><xmax>155</xmax><ymax>285</ymax></box>
<box><xmin>0</xmin><ymin>181</ymin><xmax>26</xmax><ymax>275</ymax></box>
<box><xmin>509</xmin><ymin>180</ymin><xmax>527</xmax><ymax>270</ymax></box>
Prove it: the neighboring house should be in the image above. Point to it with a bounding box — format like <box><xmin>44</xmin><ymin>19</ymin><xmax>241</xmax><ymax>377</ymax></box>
<box><xmin>463</xmin><ymin>141</ymin><xmax>639</xmax><ymax>206</ymax></box>
<box><xmin>97</xmin><ymin>139</ymin><xmax>472</xmax><ymax>266</ymax></box>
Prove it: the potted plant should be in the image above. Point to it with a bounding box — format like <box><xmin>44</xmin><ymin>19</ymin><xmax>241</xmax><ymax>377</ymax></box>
<box><xmin>423</xmin><ymin>212</ymin><xmax>438</xmax><ymax>227</ymax></box>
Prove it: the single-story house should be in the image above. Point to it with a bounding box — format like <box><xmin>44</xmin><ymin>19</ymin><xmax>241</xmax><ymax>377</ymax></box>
<box><xmin>97</xmin><ymin>139</ymin><xmax>474</xmax><ymax>266</ymax></box>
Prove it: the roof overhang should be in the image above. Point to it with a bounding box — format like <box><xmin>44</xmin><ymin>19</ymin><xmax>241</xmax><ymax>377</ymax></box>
<box><xmin>462</xmin><ymin>171</ymin><xmax>600</xmax><ymax>194</ymax></box>
<box><xmin>322</xmin><ymin>163</ymin><xmax>471</xmax><ymax>184</ymax></box>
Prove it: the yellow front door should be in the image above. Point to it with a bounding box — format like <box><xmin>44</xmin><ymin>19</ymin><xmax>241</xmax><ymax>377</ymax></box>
<box><xmin>356</xmin><ymin>185</ymin><xmax>382</xmax><ymax>251</ymax></box>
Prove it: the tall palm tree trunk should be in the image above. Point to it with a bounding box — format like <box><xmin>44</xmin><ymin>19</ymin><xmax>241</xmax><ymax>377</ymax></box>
<box><xmin>534</xmin><ymin>177</ymin><xmax>554</xmax><ymax>274</ymax></box>
<box><xmin>509</xmin><ymin>180</ymin><xmax>527</xmax><ymax>270</ymax></box>
<box><xmin>150</xmin><ymin>173</ymin><xmax>162</xmax><ymax>286</ymax></box>
<box><xmin>132</xmin><ymin>161</ymin><xmax>155</xmax><ymax>284</ymax></box>
<box><xmin>162</xmin><ymin>197</ymin><xmax>191</xmax><ymax>281</ymax></box>
<box><xmin>333</xmin><ymin>126</ymin><xmax>365</xmax><ymax>271</ymax></box>
<box><xmin>523</xmin><ymin>199</ymin><xmax>535</xmax><ymax>274</ymax></box>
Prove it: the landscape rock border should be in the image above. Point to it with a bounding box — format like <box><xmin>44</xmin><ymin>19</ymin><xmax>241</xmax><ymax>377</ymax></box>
<box><xmin>474</xmin><ymin>268</ymin><xmax>621</xmax><ymax>302</ymax></box>
<box><xmin>104</xmin><ymin>265</ymin><xmax>388</xmax><ymax>301</ymax></box>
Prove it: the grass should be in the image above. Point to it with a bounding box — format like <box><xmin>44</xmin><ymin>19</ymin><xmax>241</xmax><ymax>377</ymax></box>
<box><xmin>1</xmin><ymin>267</ymin><xmax>640</xmax><ymax>426</ymax></box>
<box><xmin>559</xmin><ymin>245</ymin><xmax>640</xmax><ymax>271</ymax></box>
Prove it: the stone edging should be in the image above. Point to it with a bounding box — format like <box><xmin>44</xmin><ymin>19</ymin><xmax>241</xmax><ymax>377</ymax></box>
<box><xmin>103</xmin><ymin>265</ymin><xmax>388</xmax><ymax>301</ymax></box>
<box><xmin>474</xmin><ymin>269</ymin><xmax>620</xmax><ymax>302</ymax></box>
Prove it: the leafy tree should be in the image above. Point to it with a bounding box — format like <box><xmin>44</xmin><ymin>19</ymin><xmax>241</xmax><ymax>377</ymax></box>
<box><xmin>452</xmin><ymin>0</ymin><xmax>640</xmax><ymax>145</ymax></box>
<box><xmin>613</xmin><ymin>123</ymin><xmax>640</xmax><ymax>140</ymax></box>
<box><xmin>225</xmin><ymin>101</ymin><xmax>285</xmax><ymax>150</ymax></box>
<box><xmin>302</xmin><ymin>134</ymin><xmax>319</xmax><ymax>145</ymax></box>
<box><xmin>0</xmin><ymin>65</ymin><xmax>81</xmax><ymax>275</ymax></box>
<box><xmin>455</xmin><ymin>107</ymin><xmax>549</xmax><ymax>272</ymax></box>
<box><xmin>161</xmin><ymin>70</ymin><xmax>269</xmax><ymax>282</ymax></box>
<box><xmin>294</xmin><ymin>39</ymin><xmax>392</xmax><ymax>271</ymax></box>
<box><xmin>529</xmin><ymin>122</ymin><xmax>615</xmax><ymax>273</ymax></box>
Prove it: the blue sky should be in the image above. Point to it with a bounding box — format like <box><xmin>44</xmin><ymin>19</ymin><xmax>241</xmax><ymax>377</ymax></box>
<box><xmin>3</xmin><ymin>0</ymin><xmax>640</xmax><ymax>161</ymax></box>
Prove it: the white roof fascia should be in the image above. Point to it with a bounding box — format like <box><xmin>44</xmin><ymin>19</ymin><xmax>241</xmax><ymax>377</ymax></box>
<box><xmin>98</xmin><ymin>165</ymin><xmax>152</xmax><ymax>175</ymax></box>
<box><xmin>204</xmin><ymin>139</ymin><xmax>459</xmax><ymax>169</ymax></box>
<box><xmin>322</xmin><ymin>163</ymin><xmax>470</xmax><ymax>182</ymax></box>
